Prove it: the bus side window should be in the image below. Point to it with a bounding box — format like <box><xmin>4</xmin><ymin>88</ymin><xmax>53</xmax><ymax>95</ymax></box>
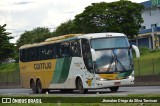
<box><xmin>24</xmin><ymin>49</ymin><xmax>28</xmax><ymax>62</ymax></box>
<box><xmin>35</xmin><ymin>47</ymin><xmax>39</xmax><ymax>61</ymax></box>
<box><xmin>42</xmin><ymin>46</ymin><xmax>46</xmax><ymax>60</ymax></box>
<box><xmin>81</xmin><ymin>39</ymin><xmax>93</xmax><ymax>72</ymax></box>
<box><xmin>52</xmin><ymin>45</ymin><xmax>57</xmax><ymax>58</ymax></box>
<box><xmin>20</xmin><ymin>49</ymin><xmax>24</xmax><ymax>62</ymax></box>
<box><xmin>33</xmin><ymin>47</ymin><xmax>37</xmax><ymax>61</ymax></box>
<box><xmin>28</xmin><ymin>48</ymin><xmax>32</xmax><ymax>61</ymax></box>
<box><xmin>64</xmin><ymin>42</ymin><xmax>70</xmax><ymax>57</ymax></box>
<box><xmin>70</xmin><ymin>40</ymin><xmax>81</xmax><ymax>57</ymax></box>
<box><xmin>38</xmin><ymin>46</ymin><xmax>41</xmax><ymax>60</ymax></box>
<box><xmin>56</xmin><ymin>43</ymin><xmax>60</xmax><ymax>58</ymax></box>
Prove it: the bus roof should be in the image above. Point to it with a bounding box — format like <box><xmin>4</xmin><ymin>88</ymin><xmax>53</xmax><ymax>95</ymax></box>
<box><xmin>19</xmin><ymin>32</ymin><xmax>126</xmax><ymax>49</ymax></box>
<box><xmin>78</xmin><ymin>33</ymin><xmax>126</xmax><ymax>39</ymax></box>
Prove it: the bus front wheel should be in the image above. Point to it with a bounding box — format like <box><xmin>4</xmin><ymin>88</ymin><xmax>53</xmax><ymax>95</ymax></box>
<box><xmin>109</xmin><ymin>86</ymin><xmax>119</xmax><ymax>92</ymax></box>
<box><xmin>77</xmin><ymin>78</ymin><xmax>88</xmax><ymax>94</ymax></box>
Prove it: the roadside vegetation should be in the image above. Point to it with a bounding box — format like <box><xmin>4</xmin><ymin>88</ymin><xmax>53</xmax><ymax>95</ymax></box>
<box><xmin>0</xmin><ymin>63</ymin><xmax>19</xmax><ymax>72</ymax></box>
<box><xmin>135</xmin><ymin>47</ymin><xmax>160</xmax><ymax>59</ymax></box>
<box><xmin>133</xmin><ymin>47</ymin><xmax>160</xmax><ymax>76</ymax></box>
<box><xmin>0</xmin><ymin>94</ymin><xmax>160</xmax><ymax>106</ymax></box>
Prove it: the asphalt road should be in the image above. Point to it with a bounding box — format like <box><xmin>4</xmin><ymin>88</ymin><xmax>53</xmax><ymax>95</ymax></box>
<box><xmin>0</xmin><ymin>86</ymin><xmax>160</xmax><ymax>96</ymax></box>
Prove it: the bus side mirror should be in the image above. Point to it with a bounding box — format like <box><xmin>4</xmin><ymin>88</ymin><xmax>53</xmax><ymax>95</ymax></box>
<box><xmin>91</xmin><ymin>48</ymin><xmax>96</xmax><ymax>62</ymax></box>
<box><xmin>131</xmin><ymin>45</ymin><xmax>140</xmax><ymax>58</ymax></box>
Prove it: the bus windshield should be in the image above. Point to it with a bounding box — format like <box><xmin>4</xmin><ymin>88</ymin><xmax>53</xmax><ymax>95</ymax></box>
<box><xmin>91</xmin><ymin>37</ymin><xmax>129</xmax><ymax>50</ymax></box>
<box><xmin>91</xmin><ymin>37</ymin><xmax>133</xmax><ymax>73</ymax></box>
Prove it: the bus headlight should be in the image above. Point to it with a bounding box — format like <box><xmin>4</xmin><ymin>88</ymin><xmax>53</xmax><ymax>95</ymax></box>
<box><xmin>96</xmin><ymin>77</ymin><xmax>107</xmax><ymax>81</ymax></box>
<box><xmin>127</xmin><ymin>73</ymin><xmax>134</xmax><ymax>79</ymax></box>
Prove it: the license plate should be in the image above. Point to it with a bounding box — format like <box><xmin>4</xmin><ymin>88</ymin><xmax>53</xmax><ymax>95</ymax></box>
<box><xmin>114</xmin><ymin>82</ymin><xmax>121</xmax><ymax>86</ymax></box>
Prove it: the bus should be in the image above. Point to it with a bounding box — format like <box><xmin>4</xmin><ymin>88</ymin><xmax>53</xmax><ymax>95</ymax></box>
<box><xmin>19</xmin><ymin>33</ymin><xmax>140</xmax><ymax>94</ymax></box>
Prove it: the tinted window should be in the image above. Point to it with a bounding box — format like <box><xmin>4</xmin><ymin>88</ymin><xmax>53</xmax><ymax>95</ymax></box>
<box><xmin>81</xmin><ymin>39</ymin><xmax>93</xmax><ymax>73</ymax></box>
<box><xmin>20</xmin><ymin>39</ymin><xmax>82</xmax><ymax>62</ymax></box>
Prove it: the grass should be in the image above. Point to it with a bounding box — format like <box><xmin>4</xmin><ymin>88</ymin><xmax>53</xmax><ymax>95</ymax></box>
<box><xmin>1</xmin><ymin>103</ymin><xmax>160</xmax><ymax>106</ymax></box>
<box><xmin>139</xmin><ymin>49</ymin><xmax>160</xmax><ymax>59</ymax></box>
<box><xmin>0</xmin><ymin>63</ymin><xmax>19</xmax><ymax>72</ymax></box>
<box><xmin>0</xmin><ymin>63</ymin><xmax>20</xmax><ymax>83</ymax></box>
<box><xmin>133</xmin><ymin>48</ymin><xmax>160</xmax><ymax>76</ymax></box>
<box><xmin>0</xmin><ymin>94</ymin><xmax>160</xmax><ymax>106</ymax></box>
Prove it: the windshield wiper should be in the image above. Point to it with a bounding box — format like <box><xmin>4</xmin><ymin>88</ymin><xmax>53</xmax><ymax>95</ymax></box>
<box><xmin>113</xmin><ymin>50</ymin><xmax>127</xmax><ymax>72</ymax></box>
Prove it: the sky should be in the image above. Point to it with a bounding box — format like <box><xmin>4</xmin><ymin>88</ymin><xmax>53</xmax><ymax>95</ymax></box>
<box><xmin>0</xmin><ymin>0</ymin><xmax>148</xmax><ymax>43</ymax></box>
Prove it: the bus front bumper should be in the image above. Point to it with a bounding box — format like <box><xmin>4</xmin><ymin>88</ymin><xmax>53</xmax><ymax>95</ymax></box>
<box><xmin>94</xmin><ymin>77</ymin><xmax>134</xmax><ymax>89</ymax></box>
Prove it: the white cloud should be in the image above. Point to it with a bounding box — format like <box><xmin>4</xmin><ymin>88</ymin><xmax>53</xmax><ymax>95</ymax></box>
<box><xmin>0</xmin><ymin>0</ymin><xmax>147</xmax><ymax>43</ymax></box>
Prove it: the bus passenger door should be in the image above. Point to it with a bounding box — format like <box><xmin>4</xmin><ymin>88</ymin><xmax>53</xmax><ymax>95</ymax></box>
<box><xmin>81</xmin><ymin>39</ymin><xmax>94</xmax><ymax>87</ymax></box>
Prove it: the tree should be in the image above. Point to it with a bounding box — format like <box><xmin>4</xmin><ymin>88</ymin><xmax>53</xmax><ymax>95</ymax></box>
<box><xmin>16</xmin><ymin>27</ymin><xmax>52</xmax><ymax>48</ymax></box>
<box><xmin>0</xmin><ymin>24</ymin><xmax>14</xmax><ymax>64</ymax></box>
<box><xmin>54</xmin><ymin>20</ymin><xmax>77</xmax><ymax>36</ymax></box>
<box><xmin>74</xmin><ymin>0</ymin><xmax>144</xmax><ymax>38</ymax></box>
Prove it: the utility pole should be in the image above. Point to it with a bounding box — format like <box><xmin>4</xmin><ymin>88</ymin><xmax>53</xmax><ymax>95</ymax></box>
<box><xmin>151</xmin><ymin>24</ymin><xmax>155</xmax><ymax>50</ymax></box>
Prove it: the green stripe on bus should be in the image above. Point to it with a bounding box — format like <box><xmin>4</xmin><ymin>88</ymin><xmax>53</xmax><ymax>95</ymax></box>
<box><xmin>51</xmin><ymin>57</ymin><xmax>72</xmax><ymax>84</ymax></box>
<box><xmin>51</xmin><ymin>58</ymin><xmax>64</xmax><ymax>83</ymax></box>
<box><xmin>58</xmin><ymin>57</ymin><xmax>72</xmax><ymax>83</ymax></box>
<box><xmin>124</xmin><ymin>70</ymin><xmax>133</xmax><ymax>77</ymax></box>
<box><xmin>118</xmin><ymin>70</ymin><xmax>133</xmax><ymax>78</ymax></box>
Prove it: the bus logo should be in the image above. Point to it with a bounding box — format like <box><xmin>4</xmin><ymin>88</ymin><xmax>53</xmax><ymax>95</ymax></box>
<box><xmin>34</xmin><ymin>62</ymin><xmax>52</xmax><ymax>70</ymax></box>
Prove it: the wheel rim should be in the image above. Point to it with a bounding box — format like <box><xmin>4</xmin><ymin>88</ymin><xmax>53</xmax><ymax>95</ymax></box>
<box><xmin>78</xmin><ymin>79</ymin><xmax>83</xmax><ymax>93</ymax></box>
<box><xmin>31</xmin><ymin>81</ymin><xmax>34</xmax><ymax>90</ymax></box>
<box><xmin>37</xmin><ymin>80</ymin><xmax>42</xmax><ymax>93</ymax></box>
<box><xmin>78</xmin><ymin>80</ymin><xmax>82</xmax><ymax>90</ymax></box>
<box><xmin>31</xmin><ymin>80</ymin><xmax>36</xmax><ymax>93</ymax></box>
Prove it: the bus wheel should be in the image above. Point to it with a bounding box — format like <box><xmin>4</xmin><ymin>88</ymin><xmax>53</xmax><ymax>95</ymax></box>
<box><xmin>36</xmin><ymin>79</ymin><xmax>43</xmax><ymax>94</ymax></box>
<box><xmin>30</xmin><ymin>79</ymin><xmax>37</xmax><ymax>94</ymax></box>
<box><xmin>77</xmin><ymin>78</ymin><xmax>88</xmax><ymax>94</ymax></box>
<box><xmin>109</xmin><ymin>86</ymin><xmax>119</xmax><ymax>92</ymax></box>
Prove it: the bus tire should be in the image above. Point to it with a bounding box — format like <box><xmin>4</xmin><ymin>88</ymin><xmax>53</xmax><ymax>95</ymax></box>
<box><xmin>77</xmin><ymin>78</ymin><xmax>88</xmax><ymax>94</ymax></box>
<box><xmin>109</xmin><ymin>86</ymin><xmax>119</xmax><ymax>92</ymax></box>
<box><xmin>30</xmin><ymin>79</ymin><xmax>37</xmax><ymax>94</ymax></box>
<box><xmin>36</xmin><ymin>79</ymin><xmax>43</xmax><ymax>94</ymax></box>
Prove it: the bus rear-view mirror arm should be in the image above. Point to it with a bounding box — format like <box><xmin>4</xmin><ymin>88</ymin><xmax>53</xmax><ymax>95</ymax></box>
<box><xmin>91</xmin><ymin>48</ymin><xmax>96</xmax><ymax>62</ymax></box>
<box><xmin>131</xmin><ymin>45</ymin><xmax>140</xmax><ymax>58</ymax></box>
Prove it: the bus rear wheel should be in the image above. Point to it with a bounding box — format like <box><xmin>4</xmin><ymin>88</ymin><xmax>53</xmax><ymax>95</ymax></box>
<box><xmin>109</xmin><ymin>86</ymin><xmax>119</xmax><ymax>92</ymax></box>
<box><xmin>77</xmin><ymin>78</ymin><xmax>88</xmax><ymax>94</ymax></box>
<box><xmin>30</xmin><ymin>79</ymin><xmax>37</xmax><ymax>94</ymax></box>
<box><xmin>36</xmin><ymin>79</ymin><xmax>44</xmax><ymax>94</ymax></box>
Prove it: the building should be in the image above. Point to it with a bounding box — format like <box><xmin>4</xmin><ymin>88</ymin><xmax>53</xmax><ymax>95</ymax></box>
<box><xmin>130</xmin><ymin>0</ymin><xmax>160</xmax><ymax>49</ymax></box>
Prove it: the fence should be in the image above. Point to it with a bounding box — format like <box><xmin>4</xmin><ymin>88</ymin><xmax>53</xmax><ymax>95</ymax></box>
<box><xmin>134</xmin><ymin>58</ymin><xmax>160</xmax><ymax>85</ymax></box>
<box><xmin>0</xmin><ymin>58</ymin><xmax>160</xmax><ymax>87</ymax></box>
<box><xmin>134</xmin><ymin>58</ymin><xmax>160</xmax><ymax>76</ymax></box>
<box><xmin>0</xmin><ymin>70</ymin><xmax>20</xmax><ymax>87</ymax></box>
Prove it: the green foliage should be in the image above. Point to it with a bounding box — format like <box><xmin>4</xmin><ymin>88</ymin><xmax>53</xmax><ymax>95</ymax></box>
<box><xmin>0</xmin><ymin>63</ymin><xmax>19</xmax><ymax>72</ymax></box>
<box><xmin>139</xmin><ymin>47</ymin><xmax>150</xmax><ymax>55</ymax></box>
<box><xmin>133</xmin><ymin>48</ymin><xmax>160</xmax><ymax>76</ymax></box>
<box><xmin>54</xmin><ymin>20</ymin><xmax>77</xmax><ymax>36</ymax></box>
<box><xmin>15</xmin><ymin>27</ymin><xmax>53</xmax><ymax>62</ymax></box>
<box><xmin>16</xmin><ymin>27</ymin><xmax>52</xmax><ymax>48</ymax></box>
<box><xmin>74</xmin><ymin>0</ymin><xmax>144</xmax><ymax>38</ymax></box>
<box><xmin>139</xmin><ymin>48</ymin><xmax>160</xmax><ymax>59</ymax></box>
<box><xmin>0</xmin><ymin>24</ymin><xmax>14</xmax><ymax>63</ymax></box>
